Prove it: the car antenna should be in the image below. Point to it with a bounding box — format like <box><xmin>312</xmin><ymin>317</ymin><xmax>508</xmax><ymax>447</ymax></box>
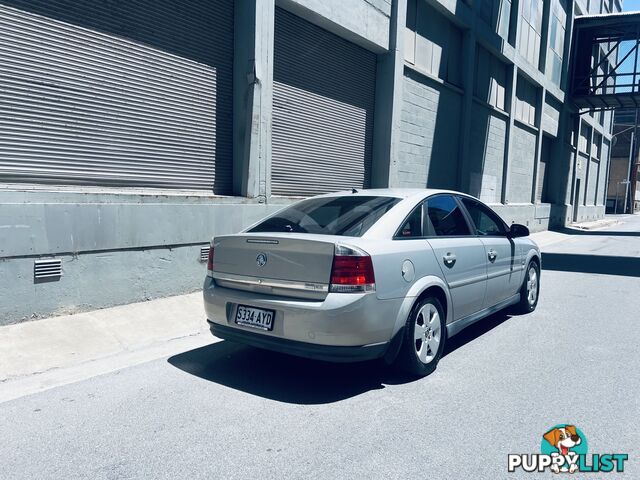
<box><xmin>351</xmin><ymin>188</ymin><xmax>358</xmax><ymax>194</ymax></box>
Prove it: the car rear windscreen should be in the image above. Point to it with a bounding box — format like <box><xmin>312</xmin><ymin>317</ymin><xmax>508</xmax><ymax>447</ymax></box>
<box><xmin>248</xmin><ymin>196</ymin><xmax>401</xmax><ymax>236</ymax></box>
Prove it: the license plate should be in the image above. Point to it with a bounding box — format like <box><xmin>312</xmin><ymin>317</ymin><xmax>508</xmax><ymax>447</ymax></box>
<box><xmin>235</xmin><ymin>305</ymin><xmax>275</xmax><ymax>331</ymax></box>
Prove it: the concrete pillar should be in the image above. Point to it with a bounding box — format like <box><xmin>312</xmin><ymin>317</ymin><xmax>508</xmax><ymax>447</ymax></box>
<box><xmin>457</xmin><ymin>20</ymin><xmax>477</xmax><ymax>193</ymax></box>
<box><xmin>371</xmin><ymin>0</ymin><xmax>406</xmax><ymax>188</ymax></box>
<box><xmin>501</xmin><ymin>0</ymin><xmax>522</xmax><ymax>204</ymax></box>
<box><xmin>502</xmin><ymin>64</ymin><xmax>519</xmax><ymax>204</ymax></box>
<box><xmin>531</xmin><ymin>88</ymin><xmax>547</xmax><ymax>204</ymax></box>
<box><xmin>233</xmin><ymin>0</ymin><xmax>275</xmax><ymax>200</ymax></box>
<box><xmin>547</xmin><ymin>0</ymin><xmax>578</xmax><ymax>226</ymax></box>
<box><xmin>531</xmin><ymin>0</ymin><xmax>552</xmax><ymax>205</ymax></box>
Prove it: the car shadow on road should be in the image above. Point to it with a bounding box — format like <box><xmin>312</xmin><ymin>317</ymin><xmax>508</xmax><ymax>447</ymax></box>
<box><xmin>168</xmin><ymin>340</ymin><xmax>402</xmax><ymax>404</ymax></box>
<box><xmin>550</xmin><ymin>227</ymin><xmax>640</xmax><ymax>237</ymax></box>
<box><xmin>442</xmin><ymin>311</ymin><xmax>512</xmax><ymax>357</ymax></box>
<box><xmin>542</xmin><ymin>252</ymin><xmax>640</xmax><ymax>277</ymax></box>
<box><xmin>168</xmin><ymin>311</ymin><xmax>513</xmax><ymax>405</ymax></box>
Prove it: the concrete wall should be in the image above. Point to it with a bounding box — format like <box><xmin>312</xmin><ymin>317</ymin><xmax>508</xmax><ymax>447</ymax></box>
<box><xmin>1</xmin><ymin>246</ymin><xmax>203</xmax><ymax>323</ymax></box>
<box><xmin>391</xmin><ymin>0</ymin><xmax>615</xmax><ymax>233</ymax></box>
<box><xmin>468</xmin><ymin>102</ymin><xmax>507</xmax><ymax>204</ymax></box>
<box><xmin>276</xmin><ymin>0</ymin><xmax>390</xmax><ymax>52</ymax></box>
<box><xmin>508</xmin><ymin>124</ymin><xmax>537</xmax><ymax>204</ymax></box>
<box><xmin>397</xmin><ymin>69</ymin><xmax>461</xmax><ymax>190</ymax></box>
<box><xmin>0</xmin><ymin>189</ymin><xmax>283</xmax><ymax>258</ymax></box>
<box><xmin>0</xmin><ymin>186</ymin><xmax>286</xmax><ymax>324</ymax></box>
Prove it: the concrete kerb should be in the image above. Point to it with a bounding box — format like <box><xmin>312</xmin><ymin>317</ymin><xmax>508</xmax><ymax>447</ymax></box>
<box><xmin>569</xmin><ymin>217</ymin><xmax>621</xmax><ymax>231</ymax></box>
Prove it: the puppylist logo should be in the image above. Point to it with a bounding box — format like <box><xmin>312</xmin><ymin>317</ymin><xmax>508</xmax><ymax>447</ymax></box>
<box><xmin>508</xmin><ymin>424</ymin><xmax>628</xmax><ymax>474</ymax></box>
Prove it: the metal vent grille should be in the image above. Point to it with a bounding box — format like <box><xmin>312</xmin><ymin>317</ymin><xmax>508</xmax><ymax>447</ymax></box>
<box><xmin>200</xmin><ymin>246</ymin><xmax>210</xmax><ymax>262</ymax></box>
<box><xmin>34</xmin><ymin>259</ymin><xmax>63</xmax><ymax>280</ymax></box>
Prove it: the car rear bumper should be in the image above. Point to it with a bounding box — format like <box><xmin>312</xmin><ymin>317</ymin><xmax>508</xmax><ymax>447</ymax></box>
<box><xmin>203</xmin><ymin>276</ymin><xmax>401</xmax><ymax>352</ymax></box>
<box><xmin>208</xmin><ymin>321</ymin><xmax>389</xmax><ymax>362</ymax></box>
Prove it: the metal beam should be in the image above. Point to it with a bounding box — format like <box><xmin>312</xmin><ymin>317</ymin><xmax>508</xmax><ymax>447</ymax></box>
<box><xmin>570</xmin><ymin>14</ymin><xmax>640</xmax><ymax>111</ymax></box>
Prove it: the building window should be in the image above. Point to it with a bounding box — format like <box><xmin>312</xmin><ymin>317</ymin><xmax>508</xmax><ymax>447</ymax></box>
<box><xmin>404</xmin><ymin>0</ymin><xmax>463</xmax><ymax>87</ymax></box>
<box><xmin>547</xmin><ymin>0</ymin><xmax>567</xmax><ymax>87</ymax></box>
<box><xmin>405</xmin><ymin>0</ymin><xmax>416</xmax><ymax>65</ymax></box>
<box><xmin>479</xmin><ymin>0</ymin><xmax>512</xmax><ymax>40</ymax></box>
<box><xmin>579</xmin><ymin>123</ymin><xmax>592</xmax><ymax>155</ymax></box>
<box><xmin>474</xmin><ymin>46</ymin><xmax>507</xmax><ymax>111</ymax></box>
<box><xmin>593</xmin><ymin>132</ymin><xmax>603</xmax><ymax>159</ymax></box>
<box><xmin>515</xmin><ymin>77</ymin><xmax>538</xmax><ymax>127</ymax></box>
<box><xmin>519</xmin><ymin>0</ymin><xmax>543</xmax><ymax>69</ymax></box>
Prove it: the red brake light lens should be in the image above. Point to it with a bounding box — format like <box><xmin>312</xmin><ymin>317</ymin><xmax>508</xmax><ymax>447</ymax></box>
<box><xmin>329</xmin><ymin>245</ymin><xmax>375</xmax><ymax>293</ymax></box>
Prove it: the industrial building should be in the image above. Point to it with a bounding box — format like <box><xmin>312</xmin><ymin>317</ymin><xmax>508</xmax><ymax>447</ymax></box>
<box><xmin>607</xmin><ymin>109</ymin><xmax>639</xmax><ymax>213</ymax></box>
<box><xmin>0</xmin><ymin>0</ymin><xmax>635</xmax><ymax>322</ymax></box>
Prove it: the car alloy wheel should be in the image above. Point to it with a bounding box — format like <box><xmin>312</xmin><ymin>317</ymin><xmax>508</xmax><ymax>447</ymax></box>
<box><xmin>397</xmin><ymin>295</ymin><xmax>446</xmax><ymax>376</ymax></box>
<box><xmin>513</xmin><ymin>259</ymin><xmax>540</xmax><ymax>314</ymax></box>
<box><xmin>527</xmin><ymin>265</ymin><xmax>538</xmax><ymax>306</ymax></box>
<box><xmin>413</xmin><ymin>303</ymin><xmax>441</xmax><ymax>364</ymax></box>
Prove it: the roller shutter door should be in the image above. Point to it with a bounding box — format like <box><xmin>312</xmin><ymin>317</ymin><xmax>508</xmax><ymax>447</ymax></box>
<box><xmin>272</xmin><ymin>8</ymin><xmax>376</xmax><ymax>196</ymax></box>
<box><xmin>0</xmin><ymin>0</ymin><xmax>233</xmax><ymax>192</ymax></box>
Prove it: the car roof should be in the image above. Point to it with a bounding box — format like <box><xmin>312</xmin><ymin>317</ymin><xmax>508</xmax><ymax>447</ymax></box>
<box><xmin>319</xmin><ymin>188</ymin><xmax>471</xmax><ymax>201</ymax></box>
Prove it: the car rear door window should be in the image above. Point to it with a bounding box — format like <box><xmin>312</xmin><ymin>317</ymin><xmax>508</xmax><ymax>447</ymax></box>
<box><xmin>397</xmin><ymin>206</ymin><xmax>423</xmax><ymax>238</ymax></box>
<box><xmin>249</xmin><ymin>196</ymin><xmax>401</xmax><ymax>236</ymax></box>
<box><xmin>424</xmin><ymin>195</ymin><xmax>471</xmax><ymax>237</ymax></box>
<box><xmin>460</xmin><ymin>198</ymin><xmax>507</xmax><ymax>236</ymax></box>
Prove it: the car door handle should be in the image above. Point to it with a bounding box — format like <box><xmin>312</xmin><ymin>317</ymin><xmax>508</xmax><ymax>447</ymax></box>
<box><xmin>442</xmin><ymin>253</ymin><xmax>456</xmax><ymax>268</ymax></box>
<box><xmin>488</xmin><ymin>249</ymin><xmax>497</xmax><ymax>262</ymax></box>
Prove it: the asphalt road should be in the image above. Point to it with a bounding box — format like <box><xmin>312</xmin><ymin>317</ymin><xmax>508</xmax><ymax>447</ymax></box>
<box><xmin>2</xmin><ymin>216</ymin><xmax>639</xmax><ymax>480</ymax></box>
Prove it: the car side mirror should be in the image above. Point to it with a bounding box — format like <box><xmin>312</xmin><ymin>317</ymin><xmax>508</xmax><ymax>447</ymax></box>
<box><xmin>508</xmin><ymin>223</ymin><xmax>529</xmax><ymax>238</ymax></box>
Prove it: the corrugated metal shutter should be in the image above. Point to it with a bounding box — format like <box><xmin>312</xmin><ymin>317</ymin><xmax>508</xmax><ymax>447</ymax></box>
<box><xmin>272</xmin><ymin>8</ymin><xmax>376</xmax><ymax>196</ymax></box>
<box><xmin>0</xmin><ymin>0</ymin><xmax>233</xmax><ymax>192</ymax></box>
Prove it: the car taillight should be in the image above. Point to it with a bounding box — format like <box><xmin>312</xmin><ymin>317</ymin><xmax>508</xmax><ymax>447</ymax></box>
<box><xmin>329</xmin><ymin>244</ymin><xmax>375</xmax><ymax>293</ymax></box>
<box><xmin>207</xmin><ymin>245</ymin><xmax>214</xmax><ymax>276</ymax></box>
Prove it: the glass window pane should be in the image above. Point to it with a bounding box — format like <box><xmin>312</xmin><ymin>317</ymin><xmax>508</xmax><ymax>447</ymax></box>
<box><xmin>397</xmin><ymin>206</ymin><xmax>423</xmax><ymax>238</ymax></box>
<box><xmin>425</xmin><ymin>196</ymin><xmax>471</xmax><ymax>236</ymax></box>
<box><xmin>550</xmin><ymin>15</ymin><xmax>558</xmax><ymax>52</ymax></box>
<box><xmin>527</xmin><ymin>26</ymin><xmax>536</xmax><ymax>63</ymax></box>
<box><xmin>461</xmin><ymin>198</ymin><xmax>506</xmax><ymax>235</ymax></box>
<box><xmin>522</xmin><ymin>0</ymin><xmax>531</xmax><ymax>21</ymax></box>
<box><xmin>498</xmin><ymin>0</ymin><xmax>511</xmax><ymax>39</ymax></box>
<box><xmin>250</xmin><ymin>196</ymin><xmax>401</xmax><ymax>236</ymax></box>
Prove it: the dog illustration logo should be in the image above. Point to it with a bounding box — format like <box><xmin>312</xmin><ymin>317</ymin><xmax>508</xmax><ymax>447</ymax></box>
<box><xmin>508</xmin><ymin>424</ymin><xmax>627</xmax><ymax>474</ymax></box>
<box><xmin>541</xmin><ymin>425</ymin><xmax>587</xmax><ymax>474</ymax></box>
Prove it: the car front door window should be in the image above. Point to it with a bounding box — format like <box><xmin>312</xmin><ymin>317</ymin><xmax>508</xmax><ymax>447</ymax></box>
<box><xmin>459</xmin><ymin>198</ymin><xmax>506</xmax><ymax>236</ymax></box>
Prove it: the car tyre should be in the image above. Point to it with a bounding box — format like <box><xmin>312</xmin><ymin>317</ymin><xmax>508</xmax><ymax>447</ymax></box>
<box><xmin>513</xmin><ymin>259</ymin><xmax>540</xmax><ymax>314</ymax></box>
<box><xmin>396</xmin><ymin>296</ymin><xmax>446</xmax><ymax>377</ymax></box>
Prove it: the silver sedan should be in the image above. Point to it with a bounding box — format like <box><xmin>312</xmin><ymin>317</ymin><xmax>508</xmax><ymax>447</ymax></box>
<box><xmin>203</xmin><ymin>189</ymin><xmax>540</xmax><ymax>376</ymax></box>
